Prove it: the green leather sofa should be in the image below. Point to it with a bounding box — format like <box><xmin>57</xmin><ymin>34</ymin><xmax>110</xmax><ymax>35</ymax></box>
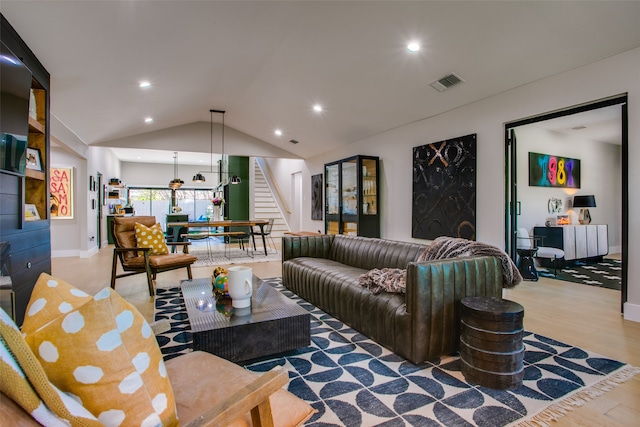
<box><xmin>282</xmin><ymin>235</ymin><xmax>504</xmax><ymax>364</ymax></box>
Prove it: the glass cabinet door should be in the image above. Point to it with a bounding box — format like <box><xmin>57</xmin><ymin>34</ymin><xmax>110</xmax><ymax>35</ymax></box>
<box><xmin>341</xmin><ymin>159</ymin><xmax>358</xmax><ymax>235</ymax></box>
<box><xmin>325</xmin><ymin>163</ymin><xmax>340</xmax><ymax>234</ymax></box>
<box><xmin>361</xmin><ymin>158</ymin><xmax>377</xmax><ymax>215</ymax></box>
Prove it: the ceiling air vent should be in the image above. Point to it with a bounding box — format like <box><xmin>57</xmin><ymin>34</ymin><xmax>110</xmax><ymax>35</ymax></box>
<box><xmin>430</xmin><ymin>73</ymin><xmax>464</xmax><ymax>92</ymax></box>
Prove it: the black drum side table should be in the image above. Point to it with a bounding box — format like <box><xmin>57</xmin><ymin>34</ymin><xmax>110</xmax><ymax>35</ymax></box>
<box><xmin>460</xmin><ymin>296</ymin><xmax>525</xmax><ymax>390</ymax></box>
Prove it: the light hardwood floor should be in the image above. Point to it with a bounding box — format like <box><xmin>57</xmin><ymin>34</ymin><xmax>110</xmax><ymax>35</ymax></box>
<box><xmin>51</xmin><ymin>246</ymin><xmax>640</xmax><ymax>426</ymax></box>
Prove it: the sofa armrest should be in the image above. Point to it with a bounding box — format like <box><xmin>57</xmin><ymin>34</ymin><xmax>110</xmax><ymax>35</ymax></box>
<box><xmin>282</xmin><ymin>235</ymin><xmax>334</xmax><ymax>262</ymax></box>
<box><xmin>405</xmin><ymin>255</ymin><xmax>503</xmax><ymax>362</ymax></box>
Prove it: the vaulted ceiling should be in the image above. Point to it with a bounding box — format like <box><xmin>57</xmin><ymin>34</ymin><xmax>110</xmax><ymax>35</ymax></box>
<box><xmin>3</xmin><ymin>1</ymin><xmax>639</xmax><ymax>165</ymax></box>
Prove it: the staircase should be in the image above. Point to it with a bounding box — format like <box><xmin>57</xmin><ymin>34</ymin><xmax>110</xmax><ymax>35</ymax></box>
<box><xmin>253</xmin><ymin>160</ymin><xmax>289</xmax><ymax>237</ymax></box>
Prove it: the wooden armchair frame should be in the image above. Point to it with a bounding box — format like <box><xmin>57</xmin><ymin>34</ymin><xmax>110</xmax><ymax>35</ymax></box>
<box><xmin>184</xmin><ymin>368</ymin><xmax>288</xmax><ymax>427</ymax></box>
<box><xmin>110</xmin><ymin>216</ymin><xmax>197</xmax><ymax>297</ymax></box>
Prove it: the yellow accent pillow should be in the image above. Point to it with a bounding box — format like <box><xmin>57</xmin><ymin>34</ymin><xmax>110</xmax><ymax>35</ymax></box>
<box><xmin>1</xmin><ymin>308</ymin><xmax>101</xmax><ymax>426</ymax></box>
<box><xmin>22</xmin><ymin>273</ymin><xmax>92</xmax><ymax>336</ymax></box>
<box><xmin>135</xmin><ymin>222</ymin><xmax>170</xmax><ymax>255</ymax></box>
<box><xmin>23</xmin><ymin>285</ymin><xmax>178</xmax><ymax>426</ymax></box>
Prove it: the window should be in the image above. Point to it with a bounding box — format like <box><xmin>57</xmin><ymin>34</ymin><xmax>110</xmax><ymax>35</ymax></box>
<box><xmin>127</xmin><ymin>187</ymin><xmax>216</xmax><ymax>228</ymax></box>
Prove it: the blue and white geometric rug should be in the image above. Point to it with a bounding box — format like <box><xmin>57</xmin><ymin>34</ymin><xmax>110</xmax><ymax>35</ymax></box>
<box><xmin>154</xmin><ymin>278</ymin><xmax>638</xmax><ymax>427</ymax></box>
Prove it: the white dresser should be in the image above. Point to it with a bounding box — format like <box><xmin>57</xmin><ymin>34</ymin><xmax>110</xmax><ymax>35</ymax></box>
<box><xmin>533</xmin><ymin>224</ymin><xmax>608</xmax><ymax>261</ymax></box>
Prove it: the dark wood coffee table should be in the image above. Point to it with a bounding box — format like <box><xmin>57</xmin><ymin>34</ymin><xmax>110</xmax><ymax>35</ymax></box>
<box><xmin>181</xmin><ymin>277</ymin><xmax>310</xmax><ymax>363</ymax></box>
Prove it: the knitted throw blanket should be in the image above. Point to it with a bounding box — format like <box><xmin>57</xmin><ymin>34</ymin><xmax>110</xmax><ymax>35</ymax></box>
<box><xmin>359</xmin><ymin>236</ymin><xmax>522</xmax><ymax>294</ymax></box>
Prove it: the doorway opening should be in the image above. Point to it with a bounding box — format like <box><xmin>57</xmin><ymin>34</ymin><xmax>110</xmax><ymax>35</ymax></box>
<box><xmin>504</xmin><ymin>94</ymin><xmax>628</xmax><ymax>310</ymax></box>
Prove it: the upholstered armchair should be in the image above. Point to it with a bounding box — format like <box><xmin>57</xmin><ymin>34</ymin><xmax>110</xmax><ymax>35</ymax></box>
<box><xmin>111</xmin><ymin>216</ymin><xmax>198</xmax><ymax>296</ymax></box>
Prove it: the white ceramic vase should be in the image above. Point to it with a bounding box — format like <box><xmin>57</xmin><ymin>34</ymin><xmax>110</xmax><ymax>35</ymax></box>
<box><xmin>227</xmin><ymin>266</ymin><xmax>253</xmax><ymax>308</ymax></box>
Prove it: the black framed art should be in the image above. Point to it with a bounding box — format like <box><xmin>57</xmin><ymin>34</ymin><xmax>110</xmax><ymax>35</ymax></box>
<box><xmin>412</xmin><ymin>133</ymin><xmax>477</xmax><ymax>240</ymax></box>
<box><xmin>311</xmin><ymin>174</ymin><xmax>323</xmax><ymax>220</ymax></box>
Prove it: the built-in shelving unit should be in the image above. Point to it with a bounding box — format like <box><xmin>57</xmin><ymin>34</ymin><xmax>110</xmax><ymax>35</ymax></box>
<box><xmin>0</xmin><ymin>14</ymin><xmax>51</xmax><ymax>326</ymax></box>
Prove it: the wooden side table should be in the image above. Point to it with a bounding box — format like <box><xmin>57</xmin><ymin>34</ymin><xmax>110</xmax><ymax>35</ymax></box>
<box><xmin>460</xmin><ymin>296</ymin><xmax>525</xmax><ymax>390</ymax></box>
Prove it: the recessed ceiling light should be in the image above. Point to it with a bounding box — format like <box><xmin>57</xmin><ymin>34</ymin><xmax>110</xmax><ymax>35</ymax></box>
<box><xmin>275</xmin><ymin>129</ymin><xmax>282</xmax><ymax>136</ymax></box>
<box><xmin>139</xmin><ymin>81</ymin><xmax>151</xmax><ymax>88</ymax></box>
<box><xmin>313</xmin><ymin>104</ymin><xmax>323</xmax><ymax>112</ymax></box>
<box><xmin>144</xmin><ymin>117</ymin><xmax>153</xmax><ymax>123</ymax></box>
<box><xmin>407</xmin><ymin>42</ymin><xmax>420</xmax><ymax>52</ymax></box>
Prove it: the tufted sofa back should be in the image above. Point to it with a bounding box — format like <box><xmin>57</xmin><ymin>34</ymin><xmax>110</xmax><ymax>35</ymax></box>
<box><xmin>328</xmin><ymin>235</ymin><xmax>428</xmax><ymax>270</ymax></box>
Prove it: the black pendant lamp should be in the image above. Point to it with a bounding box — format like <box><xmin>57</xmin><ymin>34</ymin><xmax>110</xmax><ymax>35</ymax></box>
<box><xmin>168</xmin><ymin>152</ymin><xmax>184</xmax><ymax>189</ymax></box>
<box><xmin>192</xmin><ymin>109</ymin><xmax>241</xmax><ymax>185</ymax></box>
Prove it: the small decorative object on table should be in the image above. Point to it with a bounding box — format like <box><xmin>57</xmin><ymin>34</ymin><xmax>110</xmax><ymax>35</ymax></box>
<box><xmin>211</xmin><ymin>196</ymin><xmax>225</xmax><ymax>221</ymax></box>
<box><xmin>211</xmin><ymin>266</ymin><xmax>228</xmax><ymax>298</ymax></box>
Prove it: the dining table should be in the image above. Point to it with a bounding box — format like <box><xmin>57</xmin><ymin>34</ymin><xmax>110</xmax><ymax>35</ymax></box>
<box><xmin>166</xmin><ymin>219</ymin><xmax>271</xmax><ymax>256</ymax></box>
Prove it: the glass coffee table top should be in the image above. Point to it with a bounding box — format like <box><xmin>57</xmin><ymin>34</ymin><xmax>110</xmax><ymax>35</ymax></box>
<box><xmin>180</xmin><ymin>276</ymin><xmax>311</xmax><ymax>362</ymax></box>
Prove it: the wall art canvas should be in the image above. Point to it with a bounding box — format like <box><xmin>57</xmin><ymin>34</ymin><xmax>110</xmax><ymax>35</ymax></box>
<box><xmin>311</xmin><ymin>174</ymin><xmax>323</xmax><ymax>220</ymax></box>
<box><xmin>529</xmin><ymin>152</ymin><xmax>580</xmax><ymax>188</ymax></box>
<box><xmin>50</xmin><ymin>166</ymin><xmax>74</xmax><ymax>219</ymax></box>
<box><xmin>412</xmin><ymin>133</ymin><xmax>476</xmax><ymax>240</ymax></box>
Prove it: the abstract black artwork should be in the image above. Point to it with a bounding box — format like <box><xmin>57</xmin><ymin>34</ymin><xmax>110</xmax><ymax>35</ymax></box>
<box><xmin>311</xmin><ymin>174</ymin><xmax>323</xmax><ymax>220</ymax></box>
<box><xmin>412</xmin><ymin>133</ymin><xmax>477</xmax><ymax>240</ymax></box>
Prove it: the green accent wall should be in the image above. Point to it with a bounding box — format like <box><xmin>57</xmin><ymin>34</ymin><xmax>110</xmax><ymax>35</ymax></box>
<box><xmin>226</xmin><ymin>156</ymin><xmax>250</xmax><ymax>220</ymax></box>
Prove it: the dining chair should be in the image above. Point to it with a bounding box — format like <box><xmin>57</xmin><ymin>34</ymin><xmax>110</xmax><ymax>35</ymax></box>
<box><xmin>251</xmin><ymin>218</ymin><xmax>276</xmax><ymax>254</ymax></box>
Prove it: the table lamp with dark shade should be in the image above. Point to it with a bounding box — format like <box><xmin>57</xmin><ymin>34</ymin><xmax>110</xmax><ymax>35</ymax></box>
<box><xmin>573</xmin><ymin>195</ymin><xmax>596</xmax><ymax>224</ymax></box>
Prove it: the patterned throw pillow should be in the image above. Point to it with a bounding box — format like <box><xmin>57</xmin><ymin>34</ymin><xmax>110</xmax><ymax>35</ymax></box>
<box><xmin>135</xmin><ymin>222</ymin><xmax>170</xmax><ymax>255</ymax></box>
<box><xmin>22</xmin><ymin>273</ymin><xmax>92</xmax><ymax>336</ymax></box>
<box><xmin>22</xmin><ymin>279</ymin><xmax>178</xmax><ymax>427</ymax></box>
<box><xmin>1</xmin><ymin>308</ymin><xmax>101</xmax><ymax>426</ymax></box>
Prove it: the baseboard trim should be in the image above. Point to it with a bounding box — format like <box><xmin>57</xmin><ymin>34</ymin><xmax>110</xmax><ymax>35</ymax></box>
<box><xmin>51</xmin><ymin>249</ymin><xmax>80</xmax><ymax>258</ymax></box>
<box><xmin>52</xmin><ymin>246</ymin><xmax>100</xmax><ymax>259</ymax></box>
<box><xmin>623</xmin><ymin>301</ymin><xmax>640</xmax><ymax>323</ymax></box>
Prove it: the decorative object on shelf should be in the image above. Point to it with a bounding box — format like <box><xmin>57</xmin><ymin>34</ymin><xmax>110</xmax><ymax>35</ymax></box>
<box><xmin>192</xmin><ymin>109</ymin><xmax>241</xmax><ymax>186</ymax></box>
<box><xmin>556</xmin><ymin>214</ymin><xmax>571</xmax><ymax>225</ymax></box>
<box><xmin>168</xmin><ymin>151</ymin><xmax>184</xmax><ymax>189</ymax></box>
<box><xmin>25</xmin><ymin>147</ymin><xmax>43</xmax><ymax>171</ymax></box>
<box><xmin>547</xmin><ymin>197</ymin><xmax>562</xmax><ymax>214</ymax></box>
<box><xmin>412</xmin><ymin>133</ymin><xmax>477</xmax><ymax>240</ymax></box>
<box><xmin>529</xmin><ymin>152</ymin><xmax>581</xmax><ymax>188</ymax></box>
<box><xmin>50</xmin><ymin>166</ymin><xmax>74</xmax><ymax>219</ymax></box>
<box><xmin>24</xmin><ymin>203</ymin><xmax>40</xmax><ymax>221</ymax></box>
<box><xmin>573</xmin><ymin>194</ymin><xmax>596</xmax><ymax>224</ymax></box>
<box><xmin>311</xmin><ymin>174</ymin><xmax>323</xmax><ymax>220</ymax></box>
<box><xmin>29</xmin><ymin>88</ymin><xmax>37</xmax><ymax>119</ymax></box>
<box><xmin>171</xmin><ymin>205</ymin><xmax>182</xmax><ymax>213</ymax></box>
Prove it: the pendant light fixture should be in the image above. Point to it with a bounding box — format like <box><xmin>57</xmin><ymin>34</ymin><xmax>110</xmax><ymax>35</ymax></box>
<box><xmin>168</xmin><ymin>151</ymin><xmax>184</xmax><ymax>189</ymax></box>
<box><xmin>192</xmin><ymin>109</ymin><xmax>241</xmax><ymax>186</ymax></box>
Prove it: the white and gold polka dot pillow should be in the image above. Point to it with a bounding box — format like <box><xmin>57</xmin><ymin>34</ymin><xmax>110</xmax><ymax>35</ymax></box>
<box><xmin>135</xmin><ymin>222</ymin><xmax>169</xmax><ymax>255</ymax></box>
<box><xmin>1</xmin><ymin>308</ymin><xmax>102</xmax><ymax>426</ymax></box>
<box><xmin>23</xmin><ymin>287</ymin><xmax>178</xmax><ymax>426</ymax></box>
<box><xmin>22</xmin><ymin>273</ymin><xmax>92</xmax><ymax>336</ymax></box>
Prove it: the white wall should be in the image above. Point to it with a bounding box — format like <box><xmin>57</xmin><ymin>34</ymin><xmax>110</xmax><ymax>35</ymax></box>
<box><xmin>50</xmin><ymin>141</ymin><xmax>121</xmax><ymax>256</ymax></box>
<box><xmin>299</xmin><ymin>46</ymin><xmax>640</xmax><ymax>322</ymax></box>
<box><xmin>516</xmin><ymin>125</ymin><xmax>622</xmax><ymax>253</ymax></box>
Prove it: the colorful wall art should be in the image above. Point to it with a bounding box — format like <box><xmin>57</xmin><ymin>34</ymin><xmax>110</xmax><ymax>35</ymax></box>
<box><xmin>50</xmin><ymin>166</ymin><xmax>74</xmax><ymax>219</ymax></box>
<box><xmin>412</xmin><ymin>133</ymin><xmax>477</xmax><ymax>240</ymax></box>
<box><xmin>529</xmin><ymin>152</ymin><xmax>581</xmax><ymax>188</ymax></box>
